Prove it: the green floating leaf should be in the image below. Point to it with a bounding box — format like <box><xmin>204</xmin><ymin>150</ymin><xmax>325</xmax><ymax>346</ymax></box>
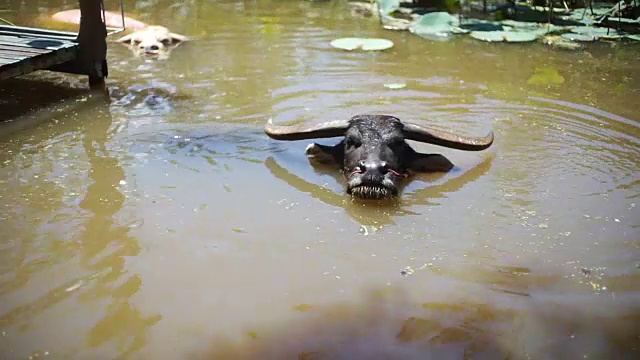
<box><xmin>626</xmin><ymin>34</ymin><xmax>640</xmax><ymax>41</ymax></box>
<box><xmin>451</xmin><ymin>26</ymin><xmax>470</xmax><ymax>34</ymax></box>
<box><xmin>470</xmin><ymin>29</ymin><xmax>539</xmax><ymax>43</ymax></box>
<box><xmin>378</xmin><ymin>0</ymin><xmax>401</xmax><ymax>15</ymax></box>
<box><xmin>499</xmin><ymin>21</ymin><xmax>566</xmax><ymax>36</ymax></box>
<box><xmin>500</xmin><ymin>19</ymin><xmax>539</xmax><ymax>29</ymax></box>
<box><xmin>502</xmin><ymin>31</ymin><xmax>538</xmax><ymax>43</ymax></box>
<box><xmin>470</xmin><ymin>31</ymin><xmax>505</xmax><ymax>42</ymax></box>
<box><xmin>542</xmin><ymin>24</ymin><xmax>569</xmax><ymax>34</ymax></box>
<box><xmin>567</xmin><ymin>26</ymin><xmax>623</xmax><ymax>40</ymax></box>
<box><xmin>607</xmin><ymin>17</ymin><xmax>640</xmax><ymax>24</ymax></box>
<box><xmin>409</xmin><ymin>12</ymin><xmax>459</xmax><ymax>41</ymax></box>
<box><xmin>380</xmin><ymin>14</ymin><xmax>412</xmax><ymax>31</ymax></box>
<box><xmin>330</xmin><ymin>37</ymin><xmax>394</xmax><ymax>51</ymax></box>
<box><xmin>561</xmin><ymin>32</ymin><xmax>597</xmax><ymax>42</ymax></box>
<box><xmin>571</xmin><ymin>26</ymin><xmax>618</xmax><ymax>36</ymax></box>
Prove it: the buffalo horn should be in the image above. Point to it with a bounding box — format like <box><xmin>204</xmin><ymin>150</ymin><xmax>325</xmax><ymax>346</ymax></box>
<box><xmin>264</xmin><ymin>118</ymin><xmax>349</xmax><ymax>141</ymax></box>
<box><xmin>403</xmin><ymin>122</ymin><xmax>494</xmax><ymax>151</ymax></box>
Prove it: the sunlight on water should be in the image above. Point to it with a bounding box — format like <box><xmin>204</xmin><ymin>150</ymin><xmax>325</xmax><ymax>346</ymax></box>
<box><xmin>0</xmin><ymin>1</ymin><xmax>639</xmax><ymax>359</ymax></box>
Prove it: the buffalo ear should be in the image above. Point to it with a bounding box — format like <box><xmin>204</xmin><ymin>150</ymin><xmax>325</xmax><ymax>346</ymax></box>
<box><xmin>116</xmin><ymin>33</ymin><xmax>137</xmax><ymax>44</ymax></box>
<box><xmin>406</xmin><ymin>153</ymin><xmax>454</xmax><ymax>173</ymax></box>
<box><xmin>305</xmin><ymin>142</ymin><xmax>343</xmax><ymax>167</ymax></box>
<box><xmin>169</xmin><ymin>32</ymin><xmax>188</xmax><ymax>45</ymax></box>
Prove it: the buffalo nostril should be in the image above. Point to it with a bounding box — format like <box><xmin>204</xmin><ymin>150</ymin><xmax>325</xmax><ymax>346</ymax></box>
<box><xmin>379</xmin><ymin>161</ymin><xmax>389</xmax><ymax>174</ymax></box>
<box><xmin>357</xmin><ymin>160</ymin><xmax>367</xmax><ymax>172</ymax></box>
<box><xmin>358</xmin><ymin>161</ymin><xmax>389</xmax><ymax>175</ymax></box>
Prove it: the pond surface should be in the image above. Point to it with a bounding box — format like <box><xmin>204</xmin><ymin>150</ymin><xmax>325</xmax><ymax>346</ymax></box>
<box><xmin>1</xmin><ymin>0</ymin><xmax>639</xmax><ymax>359</ymax></box>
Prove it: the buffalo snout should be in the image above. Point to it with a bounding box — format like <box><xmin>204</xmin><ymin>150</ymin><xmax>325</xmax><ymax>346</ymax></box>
<box><xmin>140</xmin><ymin>44</ymin><xmax>160</xmax><ymax>51</ymax></box>
<box><xmin>347</xmin><ymin>158</ymin><xmax>400</xmax><ymax>200</ymax></box>
<box><xmin>356</xmin><ymin>160</ymin><xmax>390</xmax><ymax>176</ymax></box>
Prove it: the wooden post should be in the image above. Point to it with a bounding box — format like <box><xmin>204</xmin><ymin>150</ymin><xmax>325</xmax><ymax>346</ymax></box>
<box><xmin>78</xmin><ymin>0</ymin><xmax>108</xmax><ymax>90</ymax></box>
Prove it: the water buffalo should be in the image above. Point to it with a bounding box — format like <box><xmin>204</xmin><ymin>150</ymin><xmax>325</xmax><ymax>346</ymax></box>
<box><xmin>51</xmin><ymin>9</ymin><xmax>187</xmax><ymax>60</ymax></box>
<box><xmin>116</xmin><ymin>26</ymin><xmax>188</xmax><ymax>60</ymax></box>
<box><xmin>264</xmin><ymin>114</ymin><xmax>494</xmax><ymax>200</ymax></box>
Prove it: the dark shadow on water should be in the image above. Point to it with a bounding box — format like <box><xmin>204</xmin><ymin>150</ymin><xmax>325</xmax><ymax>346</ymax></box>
<box><xmin>0</xmin><ymin>76</ymin><xmax>88</xmax><ymax>123</ymax></box>
<box><xmin>193</xmin><ymin>286</ymin><xmax>640</xmax><ymax>360</ymax></box>
<box><xmin>264</xmin><ymin>155</ymin><xmax>495</xmax><ymax>227</ymax></box>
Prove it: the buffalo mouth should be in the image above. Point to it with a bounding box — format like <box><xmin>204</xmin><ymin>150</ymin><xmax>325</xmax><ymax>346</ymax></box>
<box><xmin>141</xmin><ymin>51</ymin><xmax>160</xmax><ymax>58</ymax></box>
<box><xmin>347</xmin><ymin>182</ymin><xmax>398</xmax><ymax>200</ymax></box>
<box><xmin>345</xmin><ymin>168</ymin><xmax>403</xmax><ymax>200</ymax></box>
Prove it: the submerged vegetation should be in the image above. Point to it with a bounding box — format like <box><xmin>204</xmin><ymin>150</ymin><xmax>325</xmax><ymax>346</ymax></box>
<box><xmin>347</xmin><ymin>0</ymin><xmax>640</xmax><ymax>50</ymax></box>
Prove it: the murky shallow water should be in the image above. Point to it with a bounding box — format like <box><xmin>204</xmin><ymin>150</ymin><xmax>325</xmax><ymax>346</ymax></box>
<box><xmin>1</xmin><ymin>1</ymin><xmax>639</xmax><ymax>359</ymax></box>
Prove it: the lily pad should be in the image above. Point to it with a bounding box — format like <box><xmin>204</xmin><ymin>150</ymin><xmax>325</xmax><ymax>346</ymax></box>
<box><xmin>470</xmin><ymin>30</ymin><xmax>539</xmax><ymax>43</ymax></box>
<box><xmin>330</xmin><ymin>37</ymin><xmax>394</xmax><ymax>51</ymax></box>
<box><xmin>409</xmin><ymin>12</ymin><xmax>459</xmax><ymax>40</ymax></box>
<box><xmin>380</xmin><ymin>14</ymin><xmax>412</xmax><ymax>31</ymax></box>
<box><xmin>377</xmin><ymin>0</ymin><xmax>400</xmax><ymax>15</ymax></box>
<box><xmin>500</xmin><ymin>19</ymin><xmax>539</xmax><ymax>29</ymax></box>
<box><xmin>606</xmin><ymin>17</ymin><xmax>640</xmax><ymax>24</ymax></box>
<box><xmin>502</xmin><ymin>31</ymin><xmax>539</xmax><ymax>43</ymax></box>
<box><xmin>626</xmin><ymin>34</ymin><xmax>640</xmax><ymax>41</ymax></box>
<box><xmin>571</xmin><ymin>26</ymin><xmax>618</xmax><ymax>36</ymax></box>
<box><xmin>470</xmin><ymin>31</ymin><xmax>505</xmax><ymax>42</ymax></box>
<box><xmin>561</xmin><ymin>32</ymin><xmax>597</xmax><ymax>42</ymax></box>
<box><xmin>568</xmin><ymin>26</ymin><xmax>623</xmax><ymax>39</ymax></box>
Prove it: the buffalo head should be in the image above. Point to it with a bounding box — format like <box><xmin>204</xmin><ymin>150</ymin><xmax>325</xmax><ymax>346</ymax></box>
<box><xmin>264</xmin><ymin>115</ymin><xmax>494</xmax><ymax>200</ymax></box>
<box><xmin>116</xmin><ymin>26</ymin><xmax>187</xmax><ymax>60</ymax></box>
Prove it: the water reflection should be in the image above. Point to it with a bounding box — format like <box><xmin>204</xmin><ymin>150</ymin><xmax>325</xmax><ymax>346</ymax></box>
<box><xmin>264</xmin><ymin>154</ymin><xmax>494</xmax><ymax>227</ymax></box>
<box><xmin>76</xmin><ymin>95</ymin><xmax>161</xmax><ymax>357</ymax></box>
<box><xmin>0</xmin><ymin>90</ymin><xmax>160</xmax><ymax>358</ymax></box>
<box><xmin>197</xmin><ymin>286</ymin><xmax>640</xmax><ymax>359</ymax></box>
<box><xmin>0</xmin><ymin>90</ymin><xmax>113</xmax><ymax>333</ymax></box>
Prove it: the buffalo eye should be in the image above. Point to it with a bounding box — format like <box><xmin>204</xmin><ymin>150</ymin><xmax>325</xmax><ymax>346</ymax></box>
<box><xmin>387</xmin><ymin>139</ymin><xmax>405</xmax><ymax>151</ymax></box>
<box><xmin>345</xmin><ymin>137</ymin><xmax>361</xmax><ymax>149</ymax></box>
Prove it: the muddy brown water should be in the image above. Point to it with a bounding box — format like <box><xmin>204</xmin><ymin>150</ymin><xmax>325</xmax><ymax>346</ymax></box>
<box><xmin>1</xmin><ymin>1</ymin><xmax>639</xmax><ymax>359</ymax></box>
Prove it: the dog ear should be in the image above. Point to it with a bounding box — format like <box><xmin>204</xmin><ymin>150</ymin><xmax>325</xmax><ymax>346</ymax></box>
<box><xmin>116</xmin><ymin>33</ymin><xmax>135</xmax><ymax>44</ymax></box>
<box><xmin>169</xmin><ymin>32</ymin><xmax>188</xmax><ymax>45</ymax></box>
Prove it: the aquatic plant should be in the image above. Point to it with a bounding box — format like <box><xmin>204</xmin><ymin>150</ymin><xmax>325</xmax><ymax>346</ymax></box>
<box><xmin>352</xmin><ymin>0</ymin><xmax>640</xmax><ymax>49</ymax></box>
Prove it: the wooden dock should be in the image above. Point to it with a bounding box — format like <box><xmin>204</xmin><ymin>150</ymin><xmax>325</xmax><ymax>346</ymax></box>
<box><xmin>0</xmin><ymin>0</ymin><xmax>109</xmax><ymax>88</ymax></box>
<box><xmin>0</xmin><ymin>25</ymin><xmax>79</xmax><ymax>81</ymax></box>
